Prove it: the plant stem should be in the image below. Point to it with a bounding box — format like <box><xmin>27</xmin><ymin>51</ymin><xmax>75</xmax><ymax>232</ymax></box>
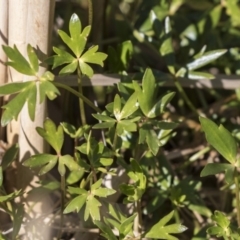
<box><xmin>173</xmin><ymin>77</ymin><xmax>199</xmax><ymax>116</ymax></box>
<box><xmin>77</xmin><ymin>66</ymin><xmax>87</xmax><ymax>125</ymax></box>
<box><xmin>234</xmin><ymin>169</ymin><xmax>240</xmax><ymax>227</ymax></box>
<box><xmin>134</xmin><ymin>199</ymin><xmax>142</xmax><ymax>239</ymax></box>
<box><xmin>58</xmin><ymin>175</ymin><xmax>66</xmax><ymax>240</ymax></box>
<box><xmin>53</xmin><ymin>82</ymin><xmax>101</xmax><ymax>113</ymax></box>
<box><xmin>113</xmin><ymin>127</ymin><xmax>118</xmax><ymax>152</ymax></box>
<box><xmin>87</xmin><ymin>0</ymin><xmax>93</xmax><ymax>27</ymax></box>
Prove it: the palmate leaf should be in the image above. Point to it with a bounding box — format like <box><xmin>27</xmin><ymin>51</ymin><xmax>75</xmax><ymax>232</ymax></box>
<box><xmin>0</xmin><ymin>43</ymin><xmax>60</xmax><ymax>127</ymax></box>
<box><xmin>39</xmin><ymin>80</ymin><xmax>60</xmax><ymax>103</ymax></box>
<box><xmin>23</xmin><ymin>154</ymin><xmax>56</xmax><ymax>168</ymax></box>
<box><xmin>86</xmin><ymin>195</ymin><xmax>102</xmax><ymax>221</ymax></box>
<box><xmin>1</xmin><ymin>81</ymin><xmax>36</xmax><ymax>126</ymax></box>
<box><xmin>81</xmin><ymin>45</ymin><xmax>107</xmax><ymax>66</ymax></box>
<box><xmin>145</xmin><ymin>211</ymin><xmax>187</xmax><ymax>239</ymax></box>
<box><xmin>64</xmin><ymin>194</ymin><xmax>87</xmax><ymax>214</ymax></box>
<box><xmin>48</xmin><ymin>13</ymin><xmax>107</xmax><ymax>77</ymax></box>
<box><xmin>0</xmin><ymin>80</ymin><xmax>60</xmax><ymax>126</ymax></box>
<box><xmin>79</xmin><ymin>45</ymin><xmax>107</xmax><ymax>76</ymax></box>
<box><xmin>59</xmin><ymin>13</ymin><xmax>90</xmax><ymax>57</ymax></box>
<box><xmin>2</xmin><ymin>44</ymin><xmax>38</xmax><ymax>76</ymax></box>
<box><xmin>58</xmin><ymin>155</ymin><xmax>81</xmax><ymax>176</ymax></box>
<box><xmin>36</xmin><ymin>119</ymin><xmax>64</xmax><ymax>154</ymax></box>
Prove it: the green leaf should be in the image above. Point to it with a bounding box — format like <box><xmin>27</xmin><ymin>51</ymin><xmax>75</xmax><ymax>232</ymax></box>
<box><xmin>150</xmin><ymin>11</ymin><xmax>163</xmax><ymax>38</ymax></box>
<box><xmin>64</xmin><ymin>194</ymin><xmax>87</xmax><ymax>214</ymax></box>
<box><xmin>146</xmin><ymin>129</ymin><xmax>159</xmax><ymax>156</ymax></box>
<box><xmin>200</xmin><ymin>163</ymin><xmax>233</xmax><ymax>177</ymax></box>
<box><xmin>207</xmin><ymin>226</ymin><xmax>224</xmax><ymax>236</ymax></box>
<box><xmin>199</xmin><ymin>117</ymin><xmax>237</xmax><ymax>164</ymax></box>
<box><xmin>23</xmin><ymin>154</ymin><xmax>58</xmax><ymax>168</ymax></box>
<box><xmin>120</xmin><ymin>92</ymin><xmax>138</xmax><ymax>119</ymax></box>
<box><xmin>94</xmin><ymin>221</ymin><xmax>118</xmax><ymax>240</ymax></box>
<box><xmin>147</xmin><ymin>92</ymin><xmax>175</xmax><ymax>118</ymax></box>
<box><xmin>0</xmin><ymin>82</ymin><xmax>31</xmax><ymax>96</ymax></box>
<box><xmin>188</xmin><ymin>71</ymin><xmax>214</xmax><ymax>80</ymax></box>
<box><xmin>36</xmin><ymin>119</ymin><xmax>64</xmax><ymax>153</ymax></box>
<box><xmin>138</xmin><ymin>68</ymin><xmax>157</xmax><ymax>116</ymax></box>
<box><xmin>12</xmin><ymin>204</ymin><xmax>24</xmax><ymax>239</ymax></box>
<box><xmin>27</xmin><ymin>81</ymin><xmax>37</xmax><ymax>121</ymax></box>
<box><xmin>226</xmin><ymin>0</ymin><xmax>240</xmax><ymax>27</ymax></box>
<box><xmin>39</xmin><ymin>157</ymin><xmax>58</xmax><ymax>175</ymax></box>
<box><xmin>87</xmin><ymin>195</ymin><xmax>102</xmax><ymax>221</ymax></box>
<box><xmin>113</xmin><ymin>94</ymin><xmax>122</xmax><ymax>120</ymax></box>
<box><xmin>1</xmin><ymin>81</ymin><xmax>36</xmax><ymax>126</ymax></box>
<box><xmin>93</xmin><ymin>188</ymin><xmax>116</xmax><ymax>197</ymax></box>
<box><xmin>99</xmin><ymin>158</ymin><xmax>113</xmax><ymax>166</ymax></box>
<box><xmin>59</xmin><ymin>154</ymin><xmax>80</xmax><ymax>173</ymax></box>
<box><xmin>81</xmin><ymin>45</ymin><xmax>107</xmax><ymax>66</ymax></box>
<box><xmin>2</xmin><ymin>45</ymin><xmax>36</xmax><ymax>75</ymax></box>
<box><xmin>50</xmin><ymin>47</ymin><xmax>75</xmax><ymax>69</ymax></box>
<box><xmin>61</xmin><ymin>122</ymin><xmax>87</xmax><ymax>138</ymax></box>
<box><xmin>119</xmin><ymin>213</ymin><xmax>137</xmax><ymax>237</ymax></box>
<box><xmin>68</xmin><ymin>186</ymin><xmax>87</xmax><ymax>195</ymax></box>
<box><xmin>69</xmin><ymin>13</ymin><xmax>82</xmax><ymax>39</ymax></box>
<box><xmin>92</xmin><ymin>114</ymin><xmax>116</xmax><ymax>122</ymax></box>
<box><xmin>187</xmin><ymin>49</ymin><xmax>227</xmax><ymax>71</ymax></box>
<box><xmin>145</xmin><ymin>211</ymin><xmax>187</xmax><ymax>239</ymax></box>
<box><xmin>39</xmin><ymin>80</ymin><xmax>60</xmax><ymax>103</ymax></box>
<box><xmin>211</xmin><ymin>211</ymin><xmax>230</xmax><ymax>229</ymax></box>
<box><xmin>118</xmin><ymin>40</ymin><xmax>133</xmax><ymax>71</ymax></box>
<box><xmin>27</xmin><ymin>44</ymin><xmax>39</xmax><ymax>73</ymax></box>
<box><xmin>58</xmin><ymin>161</ymin><xmax>66</xmax><ymax>176</ymax></box>
<box><xmin>160</xmin><ymin>17</ymin><xmax>175</xmax><ymax>74</ymax></box>
<box><xmin>58</xmin><ymin>14</ymin><xmax>89</xmax><ymax>57</ymax></box>
<box><xmin>59</xmin><ymin>60</ymin><xmax>78</xmax><ymax>75</ymax></box>
<box><xmin>91</xmin><ymin>179</ymin><xmax>102</xmax><ymax>190</ymax></box>
<box><xmin>117</xmin><ymin>120</ymin><xmax>137</xmax><ymax>134</ymax></box>
<box><xmin>93</xmin><ymin>122</ymin><xmax>115</xmax><ymax>129</ymax></box>
<box><xmin>79</xmin><ymin>61</ymin><xmax>94</xmax><ymax>77</ymax></box>
<box><xmin>0</xmin><ymin>190</ymin><xmax>22</xmax><ymax>202</ymax></box>
<box><xmin>1</xmin><ymin>144</ymin><xmax>19</xmax><ymax>170</ymax></box>
<box><xmin>40</xmin><ymin>71</ymin><xmax>55</xmax><ymax>81</ymax></box>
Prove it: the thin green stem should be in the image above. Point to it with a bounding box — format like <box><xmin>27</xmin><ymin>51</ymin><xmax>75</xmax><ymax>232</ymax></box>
<box><xmin>57</xmin><ymin>175</ymin><xmax>65</xmax><ymax>240</ymax></box>
<box><xmin>113</xmin><ymin>128</ymin><xmax>118</xmax><ymax>152</ymax></box>
<box><xmin>53</xmin><ymin>82</ymin><xmax>101</xmax><ymax>113</ymax></box>
<box><xmin>77</xmin><ymin>66</ymin><xmax>87</xmax><ymax>125</ymax></box>
<box><xmin>234</xmin><ymin>169</ymin><xmax>240</xmax><ymax>227</ymax></box>
<box><xmin>173</xmin><ymin>77</ymin><xmax>199</xmax><ymax>116</ymax></box>
<box><xmin>87</xmin><ymin>0</ymin><xmax>93</xmax><ymax>27</ymax></box>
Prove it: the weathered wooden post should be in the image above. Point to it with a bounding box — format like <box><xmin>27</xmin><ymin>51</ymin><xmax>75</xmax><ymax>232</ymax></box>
<box><xmin>7</xmin><ymin>0</ymin><xmax>55</xmax><ymax>238</ymax></box>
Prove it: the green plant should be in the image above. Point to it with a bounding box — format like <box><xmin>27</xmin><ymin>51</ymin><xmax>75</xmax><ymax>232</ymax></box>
<box><xmin>0</xmin><ymin>13</ymin><xmax>187</xmax><ymax>239</ymax></box>
<box><xmin>0</xmin><ymin>6</ymin><xmax>239</xmax><ymax>240</ymax></box>
<box><xmin>200</xmin><ymin>117</ymin><xmax>240</xmax><ymax>239</ymax></box>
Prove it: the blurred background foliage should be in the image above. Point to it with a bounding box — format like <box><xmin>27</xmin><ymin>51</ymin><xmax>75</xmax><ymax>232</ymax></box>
<box><xmin>54</xmin><ymin>0</ymin><xmax>240</xmax><ymax>74</ymax></box>
<box><xmin>49</xmin><ymin>1</ymin><xmax>240</xmax><ymax>239</ymax></box>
